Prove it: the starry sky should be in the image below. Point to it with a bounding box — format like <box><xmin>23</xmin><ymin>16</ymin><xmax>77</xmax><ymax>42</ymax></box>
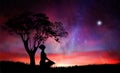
<box><xmin>0</xmin><ymin>0</ymin><xmax>120</xmax><ymax>67</ymax></box>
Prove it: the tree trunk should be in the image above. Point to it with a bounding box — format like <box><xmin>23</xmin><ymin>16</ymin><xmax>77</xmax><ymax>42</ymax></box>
<box><xmin>22</xmin><ymin>38</ymin><xmax>37</xmax><ymax>66</ymax></box>
<box><xmin>29</xmin><ymin>52</ymin><xmax>35</xmax><ymax>66</ymax></box>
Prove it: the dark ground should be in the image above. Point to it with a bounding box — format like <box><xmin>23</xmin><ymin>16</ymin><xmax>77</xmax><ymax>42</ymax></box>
<box><xmin>0</xmin><ymin>61</ymin><xmax>120</xmax><ymax>73</ymax></box>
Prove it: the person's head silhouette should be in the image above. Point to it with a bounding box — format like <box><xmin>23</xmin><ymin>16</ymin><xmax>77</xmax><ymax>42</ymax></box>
<box><xmin>39</xmin><ymin>44</ymin><xmax>46</xmax><ymax>50</ymax></box>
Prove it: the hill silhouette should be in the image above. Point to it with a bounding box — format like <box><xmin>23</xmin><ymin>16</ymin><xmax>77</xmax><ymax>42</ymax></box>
<box><xmin>0</xmin><ymin>61</ymin><xmax>120</xmax><ymax>73</ymax></box>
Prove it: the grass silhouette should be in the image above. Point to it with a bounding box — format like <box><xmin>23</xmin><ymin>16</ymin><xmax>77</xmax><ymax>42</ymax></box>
<box><xmin>0</xmin><ymin>61</ymin><xmax>120</xmax><ymax>73</ymax></box>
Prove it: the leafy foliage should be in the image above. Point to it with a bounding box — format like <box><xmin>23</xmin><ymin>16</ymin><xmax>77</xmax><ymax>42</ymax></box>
<box><xmin>3</xmin><ymin>12</ymin><xmax>68</xmax><ymax>46</ymax></box>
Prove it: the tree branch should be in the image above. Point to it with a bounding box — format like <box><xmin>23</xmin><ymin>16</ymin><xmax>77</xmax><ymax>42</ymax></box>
<box><xmin>23</xmin><ymin>40</ymin><xmax>30</xmax><ymax>54</ymax></box>
<box><xmin>33</xmin><ymin>47</ymin><xmax>38</xmax><ymax>53</ymax></box>
<box><xmin>20</xmin><ymin>34</ymin><xmax>25</xmax><ymax>41</ymax></box>
<box><xmin>20</xmin><ymin>34</ymin><xmax>30</xmax><ymax>54</ymax></box>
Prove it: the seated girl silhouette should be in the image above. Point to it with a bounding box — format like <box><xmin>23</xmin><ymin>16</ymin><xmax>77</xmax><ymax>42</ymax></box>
<box><xmin>39</xmin><ymin>44</ymin><xmax>55</xmax><ymax>68</ymax></box>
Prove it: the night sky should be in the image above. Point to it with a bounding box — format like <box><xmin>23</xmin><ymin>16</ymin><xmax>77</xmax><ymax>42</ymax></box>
<box><xmin>0</xmin><ymin>0</ymin><xmax>120</xmax><ymax>67</ymax></box>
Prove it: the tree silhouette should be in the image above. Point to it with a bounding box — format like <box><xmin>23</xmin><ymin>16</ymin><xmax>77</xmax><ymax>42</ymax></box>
<box><xmin>1</xmin><ymin>12</ymin><xmax>68</xmax><ymax>66</ymax></box>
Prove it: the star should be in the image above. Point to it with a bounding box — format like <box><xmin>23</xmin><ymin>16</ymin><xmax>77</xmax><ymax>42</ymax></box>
<box><xmin>97</xmin><ymin>20</ymin><xmax>102</xmax><ymax>26</ymax></box>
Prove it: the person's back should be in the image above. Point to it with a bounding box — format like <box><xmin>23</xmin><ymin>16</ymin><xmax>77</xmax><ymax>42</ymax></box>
<box><xmin>41</xmin><ymin>51</ymin><xmax>46</xmax><ymax>61</ymax></box>
<box><xmin>40</xmin><ymin>49</ymin><xmax>46</xmax><ymax>67</ymax></box>
<box><xmin>39</xmin><ymin>44</ymin><xmax>46</xmax><ymax>68</ymax></box>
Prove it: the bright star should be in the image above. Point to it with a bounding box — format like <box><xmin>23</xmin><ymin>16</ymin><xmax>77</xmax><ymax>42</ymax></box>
<box><xmin>97</xmin><ymin>20</ymin><xmax>102</xmax><ymax>26</ymax></box>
